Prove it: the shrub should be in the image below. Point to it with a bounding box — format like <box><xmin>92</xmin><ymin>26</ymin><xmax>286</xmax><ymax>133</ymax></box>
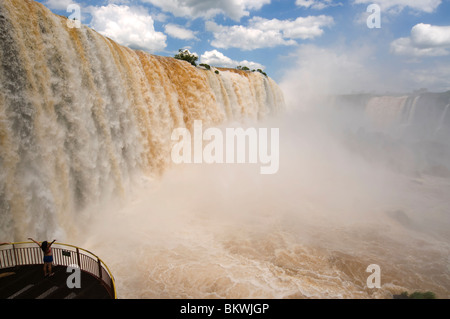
<box><xmin>400</xmin><ymin>291</ymin><xmax>437</xmax><ymax>299</ymax></box>
<box><xmin>174</xmin><ymin>49</ymin><xmax>198</xmax><ymax>66</ymax></box>
<box><xmin>236</xmin><ymin>66</ymin><xmax>250</xmax><ymax>71</ymax></box>
<box><xmin>199</xmin><ymin>63</ymin><xmax>211</xmax><ymax>70</ymax></box>
<box><xmin>409</xmin><ymin>291</ymin><xmax>436</xmax><ymax>299</ymax></box>
<box><xmin>215</xmin><ymin>70</ymin><xmax>220</xmax><ymax>74</ymax></box>
<box><xmin>256</xmin><ymin>69</ymin><xmax>267</xmax><ymax>77</ymax></box>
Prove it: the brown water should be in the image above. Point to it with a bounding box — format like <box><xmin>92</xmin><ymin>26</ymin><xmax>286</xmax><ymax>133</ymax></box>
<box><xmin>0</xmin><ymin>0</ymin><xmax>283</xmax><ymax>240</ymax></box>
<box><xmin>1</xmin><ymin>0</ymin><xmax>448</xmax><ymax>299</ymax></box>
<box><xmin>75</xmin><ymin>115</ymin><xmax>450</xmax><ymax>299</ymax></box>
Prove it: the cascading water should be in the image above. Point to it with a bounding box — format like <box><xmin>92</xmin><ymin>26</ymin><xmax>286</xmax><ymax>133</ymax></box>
<box><xmin>0</xmin><ymin>0</ymin><xmax>284</xmax><ymax>240</ymax></box>
<box><xmin>364</xmin><ymin>93</ymin><xmax>450</xmax><ymax>139</ymax></box>
<box><xmin>437</xmin><ymin>103</ymin><xmax>450</xmax><ymax>133</ymax></box>
<box><xmin>1</xmin><ymin>0</ymin><xmax>449</xmax><ymax>300</ymax></box>
<box><xmin>365</xmin><ymin>96</ymin><xmax>409</xmax><ymax>130</ymax></box>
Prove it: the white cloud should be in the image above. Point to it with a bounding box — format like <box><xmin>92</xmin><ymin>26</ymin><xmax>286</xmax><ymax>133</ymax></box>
<box><xmin>165</xmin><ymin>24</ymin><xmax>198</xmax><ymax>40</ymax></box>
<box><xmin>206</xmin><ymin>21</ymin><xmax>295</xmax><ymax>50</ymax></box>
<box><xmin>280</xmin><ymin>42</ymin><xmax>450</xmax><ymax>106</ymax></box>
<box><xmin>252</xmin><ymin>16</ymin><xmax>334</xmax><ymax>39</ymax></box>
<box><xmin>295</xmin><ymin>0</ymin><xmax>341</xmax><ymax>10</ymax></box>
<box><xmin>106</xmin><ymin>0</ymin><xmax>132</xmax><ymax>4</ymax></box>
<box><xmin>401</xmin><ymin>64</ymin><xmax>450</xmax><ymax>92</ymax></box>
<box><xmin>410</xmin><ymin>23</ymin><xmax>450</xmax><ymax>48</ymax></box>
<box><xmin>200</xmin><ymin>50</ymin><xmax>265</xmax><ymax>70</ymax></box>
<box><xmin>141</xmin><ymin>0</ymin><xmax>270</xmax><ymax>21</ymax></box>
<box><xmin>391</xmin><ymin>24</ymin><xmax>450</xmax><ymax>57</ymax></box>
<box><xmin>279</xmin><ymin>44</ymin><xmax>395</xmax><ymax>105</ymax></box>
<box><xmin>353</xmin><ymin>0</ymin><xmax>442</xmax><ymax>13</ymax></box>
<box><xmin>89</xmin><ymin>4</ymin><xmax>167</xmax><ymax>53</ymax></box>
<box><xmin>390</xmin><ymin>38</ymin><xmax>449</xmax><ymax>57</ymax></box>
<box><xmin>43</xmin><ymin>0</ymin><xmax>76</xmax><ymax>10</ymax></box>
<box><xmin>206</xmin><ymin>15</ymin><xmax>333</xmax><ymax>50</ymax></box>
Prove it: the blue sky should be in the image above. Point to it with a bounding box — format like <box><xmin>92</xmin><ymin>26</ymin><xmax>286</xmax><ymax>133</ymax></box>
<box><xmin>37</xmin><ymin>0</ymin><xmax>450</xmax><ymax>94</ymax></box>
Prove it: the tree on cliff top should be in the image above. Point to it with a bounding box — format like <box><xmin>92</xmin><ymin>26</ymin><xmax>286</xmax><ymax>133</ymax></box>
<box><xmin>174</xmin><ymin>49</ymin><xmax>198</xmax><ymax>67</ymax></box>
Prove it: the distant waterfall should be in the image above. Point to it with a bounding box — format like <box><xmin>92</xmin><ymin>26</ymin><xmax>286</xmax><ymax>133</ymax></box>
<box><xmin>365</xmin><ymin>96</ymin><xmax>409</xmax><ymax>129</ymax></box>
<box><xmin>332</xmin><ymin>92</ymin><xmax>450</xmax><ymax>138</ymax></box>
<box><xmin>0</xmin><ymin>0</ymin><xmax>285</xmax><ymax>239</ymax></box>
<box><xmin>437</xmin><ymin>103</ymin><xmax>450</xmax><ymax>133</ymax></box>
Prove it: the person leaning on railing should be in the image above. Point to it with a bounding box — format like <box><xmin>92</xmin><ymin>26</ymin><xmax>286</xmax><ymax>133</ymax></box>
<box><xmin>28</xmin><ymin>238</ymin><xmax>57</xmax><ymax>277</ymax></box>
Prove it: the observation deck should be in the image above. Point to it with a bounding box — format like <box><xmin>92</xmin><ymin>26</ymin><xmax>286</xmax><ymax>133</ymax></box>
<box><xmin>0</xmin><ymin>242</ymin><xmax>116</xmax><ymax>299</ymax></box>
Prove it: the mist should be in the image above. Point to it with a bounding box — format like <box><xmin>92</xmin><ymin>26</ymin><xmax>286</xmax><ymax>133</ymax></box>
<box><xmin>1</xmin><ymin>0</ymin><xmax>448</xmax><ymax>301</ymax></box>
<box><xmin>71</xmin><ymin>90</ymin><xmax>450</xmax><ymax>298</ymax></box>
<box><xmin>70</xmin><ymin>40</ymin><xmax>450</xmax><ymax>298</ymax></box>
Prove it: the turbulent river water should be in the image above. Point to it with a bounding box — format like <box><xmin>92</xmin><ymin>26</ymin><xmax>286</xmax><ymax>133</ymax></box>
<box><xmin>1</xmin><ymin>0</ymin><xmax>449</xmax><ymax>299</ymax></box>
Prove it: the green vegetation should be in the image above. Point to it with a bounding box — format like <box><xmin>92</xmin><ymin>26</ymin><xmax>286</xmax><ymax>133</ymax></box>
<box><xmin>236</xmin><ymin>65</ymin><xmax>250</xmax><ymax>71</ymax></box>
<box><xmin>255</xmin><ymin>69</ymin><xmax>267</xmax><ymax>77</ymax></box>
<box><xmin>249</xmin><ymin>69</ymin><xmax>268</xmax><ymax>77</ymax></box>
<box><xmin>199</xmin><ymin>63</ymin><xmax>211</xmax><ymax>70</ymax></box>
<box><xmin>399</xmin><ymin>291</ymin><xmax>437</xmax><ymax>299</ymax></box>
<box><xmin>236</xmin><ymin>65</ymin><xmax>268</xmax><ymax>77</ymax></box>
<box><xmin>174</xmin><ymin>59</ymin><xmax>266</xmax><ymax>77</ymax></box>
<box><xmin>174</xmin><ymin>49</ymin><xmax>198</xmax><ymax>66</ymax></box>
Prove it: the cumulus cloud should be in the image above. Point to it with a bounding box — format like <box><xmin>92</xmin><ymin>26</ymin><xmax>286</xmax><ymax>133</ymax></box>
<box><xmin>206</xmin><ymin>21</ymin><xmax>295</xmax><ymax>50</ymax></box>
<box><xmin>89</xmin><ymin>4</ymin><xmax>167</xmax><ymax>53</ymax></box>
<box><xmin>43</xmin><ymin>0</ymin><xmax>76</xmax><ymax>10</ymax></box>
<box><xmin>391</xmin><ymin>24</ymin><xmax>450</xmax><ymax>57</ymax></box>
<box><xmin>280</xmin><ymin>42</ymin><xmax>450</xmax><ymax>106</ymax></box>
<box><xmin>390</xmin><ymin>38</ymin><xmax>449</xmax><ymax>57</ymax></box>
<box><xmin>279</xmin><ymin>44</ymin><xmax>393</xmax><ymax>106</ymax></box>
<box><xmin>165</xmin><ymin>24</ymin><xmax>198</xmax><ymax>40</ymax></box>
<box><xmin>401</xmin><ymin>64</ymin><xmax>450</xmax><ymax>92</ymax></box>
<box><xmin>252</xmin><ymin>16</ymin><xmax>334</xmax><ymax>39</ymax></box>
<box><xmin>206</xmin><ymin>15</ymin><xmax>333</xmax><ymax>50</ymax></box>
<box><xmin>410</xmin><ymin>23</ymin><xmax>450</xmax><ymax>48</ymax></box>
<box><xmin>141</xmin><ymin>0</ymin><xmax>270</xmax><ymax>21</ymax></box>
<box><xmin>200</xmin><ymin>50</ymin><xmax>265</xmax><ymax>70</ymax></box>
<box><xmin>295</xmin><ymin>0</ymin><xmax>341</xmax><ymax>10</ymax></box>
<box><xmin>353</xmin><ymin>0</ymin><xmax>442</xmax><ymax>13</ymax></box>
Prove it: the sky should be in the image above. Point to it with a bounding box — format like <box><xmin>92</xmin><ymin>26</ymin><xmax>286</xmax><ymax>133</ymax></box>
<box><xmin>37</xmin><ymin>0</ymin><xmax>450</xmax><ymax>95</ymax></box>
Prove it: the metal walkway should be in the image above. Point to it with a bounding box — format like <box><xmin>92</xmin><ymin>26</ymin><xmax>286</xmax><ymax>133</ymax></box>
<box><xmin>1</xmin><ymin>265</ymin><xmax>112</xmax><ymax>299</ymax></box>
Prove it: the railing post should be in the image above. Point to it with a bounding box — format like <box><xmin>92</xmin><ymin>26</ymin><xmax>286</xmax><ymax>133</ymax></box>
<box><xmin>97</xmin><ymin>258</ymin><xmax>102</xmax><ymax>280</ymax></box>
<box><xmin>12</xmin><ymin>244</ymin><xmax>18</xmax><ymax>267</ymax></box>
<box><xmin>76</xmin><ymin>248</ymin><xmax>81</xmax><ymax>269</ymax></box>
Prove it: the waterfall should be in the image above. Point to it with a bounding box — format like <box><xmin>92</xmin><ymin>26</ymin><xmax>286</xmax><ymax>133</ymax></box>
<box><xmin>365</xmin><ymin>96</ymin><xmax>409</xmax><ymax>130</ymax></box>
<box><xmin>406</xmin><ymin>96</ymin><xmax>421</xmax><ymax>126</ymax></box>
<box><xmin>0</xmin><ymin>0</ymin><xmax>285</xmax><ymax>240</ymax></box>
<box><xmin>436</xmin><ymin>103</ymin><xmax>450</xmax><ymax>134</ymax></box>
<box><xmin>332</xmin><ymin>92</ymin><xmax>450</xmax><ymax>138</ymax></box>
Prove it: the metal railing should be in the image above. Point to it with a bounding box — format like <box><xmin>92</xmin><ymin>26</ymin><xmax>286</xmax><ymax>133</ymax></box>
<box><xmin>0</xmin><ymin>242</ymin><xmax>116</xmax><ymax>299</ymax></box>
